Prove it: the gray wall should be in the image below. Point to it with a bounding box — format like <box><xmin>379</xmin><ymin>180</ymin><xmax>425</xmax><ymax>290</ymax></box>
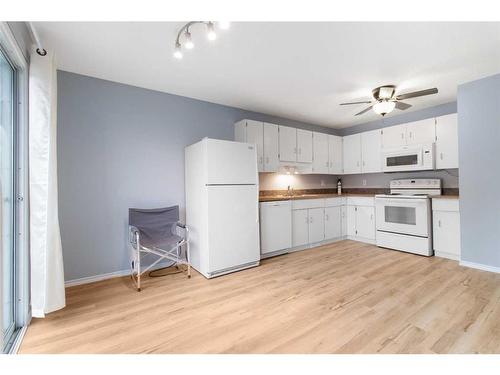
<box><xmin>341</xmin><ymin>170</ymin><xmax>458</xmax><ymax>189</ymax></box>
<box><xmin>339</xmin><ymin>101</ymin><xmax>457</xmax><ymax>136</ymax></box>
<box><xmin>57</xmin><ymin>71</ymin><xmax>337</xmax><ymax>281</ymax></box>
<box><xmin>457</xmin><ymin>73</ymin><xmax>500</xmax><ymax>268</ymax></box>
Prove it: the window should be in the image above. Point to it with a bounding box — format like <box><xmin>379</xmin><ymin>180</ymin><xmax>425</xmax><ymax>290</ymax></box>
<box><xmin>0</xmin><ymin>23</ymin><xmax>29</xmax><ymax>354</ymax></box>
<box><xmin>386</xmin><ymin>154</ymin><xmax>418</xmax><ymax>167</ymax></box>
<box><xmin>385</xmin><ymin>206</ymin><xmax>417</xmax><ymax>226</ymax></box>
<box><xmin>1</xmin><ymin>45</ymin><xmax>16</xmax><ymax>353</ymax></box>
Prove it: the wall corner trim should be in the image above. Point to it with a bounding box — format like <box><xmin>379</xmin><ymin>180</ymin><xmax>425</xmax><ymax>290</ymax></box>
<box><xmin>459</xmin><ymin>260</ymin><xmax>500</xmax><ymax>274</ymax></box>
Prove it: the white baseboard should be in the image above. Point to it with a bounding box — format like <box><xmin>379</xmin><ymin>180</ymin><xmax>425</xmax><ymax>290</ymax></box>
<box><xmin>65</xmin><ymin>261</ymin><xmax>173</xmax><ymax>288</ymax></box>
<box><xmin>459</xmin><ymin>260</ymin><xmax>500</xmax><ymax>274</ymax></box>
<box><xmin>435</xmin><ymin>251</ymin><xmax>460</xmax><ymax>261</ymax></box>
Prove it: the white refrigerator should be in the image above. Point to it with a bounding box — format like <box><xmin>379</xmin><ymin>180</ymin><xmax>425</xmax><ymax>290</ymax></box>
<box><xmin>185</xmin><ymin>138</ymin><xmax>260</xmax><ymax>278</ymax></box>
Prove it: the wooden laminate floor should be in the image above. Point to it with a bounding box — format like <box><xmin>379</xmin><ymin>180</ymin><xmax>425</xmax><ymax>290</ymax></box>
<box><xmin>19</xmin><ymin>240</ymin><xmax>500</xmax><ymax>354</ymax></box>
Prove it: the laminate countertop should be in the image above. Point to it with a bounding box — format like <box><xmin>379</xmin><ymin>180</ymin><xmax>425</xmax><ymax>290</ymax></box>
<box><xmin>259</xmin><ymin>193</ymin><xmax>459</xmax><ymax>202</ymax></box>
<box><xmin>259</xmin><ymin>193</ymin><xmax>376</xmax><ymax>202</ymax></box>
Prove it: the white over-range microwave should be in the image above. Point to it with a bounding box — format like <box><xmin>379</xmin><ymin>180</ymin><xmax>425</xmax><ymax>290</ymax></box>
<box><xmin>381</xmin><ymin>143</ymin><xmax>435</xmax><ymax>172</ymax></box>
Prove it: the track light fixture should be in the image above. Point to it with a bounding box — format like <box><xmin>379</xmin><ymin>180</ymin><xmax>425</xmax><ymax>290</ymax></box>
<box><xmin>173</xmin><ymin>21</ymin><xmax>230</xmax><ymax>59</ymax></box>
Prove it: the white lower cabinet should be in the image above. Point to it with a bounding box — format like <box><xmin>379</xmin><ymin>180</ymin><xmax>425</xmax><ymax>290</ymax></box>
<box><xmin>341</xmin><ymin>206</ymin><xmax>347</xmax><ymax>237</ymax></box>
<box><xmin>308</xmin><ymin>208</ymin><xmax>325</xmax><ymax>243</ymax></box>
<box><xmin>346</xmin><ymin>197</ymin><xmax>376</xmax><ymax>242</ymax></box>
<box><xmin>325</xmin><ymin>206</ymin><xmax>342</xmax><ymax>240</ymax></box>
<box><xmin>292</xmin><ymin>209</ymin><xmax>310</xmax><ymax>247</ymax></box>
<box><xmin>432</xmin><ymin>198</ymin><xmax>460</xmax><ymax>260</ymax></box>
<box><xmin>262</xmin><ymin>196</ymin><xmax>374</xmax><ymax>254</ymax></box>
<box><xmin>356</xmin><ymin>206</ymin><xmax>375</xmax><ymax>240</ymax></box>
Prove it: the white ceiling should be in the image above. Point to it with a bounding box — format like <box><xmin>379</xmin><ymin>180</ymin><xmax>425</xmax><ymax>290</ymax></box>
<box><xmin>35</xmin><ymin>22</ymin><xmax>500</xmax><ymax>128</ymax></box>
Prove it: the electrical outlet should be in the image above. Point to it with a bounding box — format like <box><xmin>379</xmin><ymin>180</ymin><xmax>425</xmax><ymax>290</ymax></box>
<box><xmin>320</xmin><ymin>180</ymin><xmax>325</xmax><ymax>187</ymax></box>
<box><xmin>362</xmin><ymin>179</ymin><xmax>367</xmax><ymax>186</ymax></box>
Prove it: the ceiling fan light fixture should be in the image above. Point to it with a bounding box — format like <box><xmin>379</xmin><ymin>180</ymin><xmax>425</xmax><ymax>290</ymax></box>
<box><xmin>373</xmin><ymin>100</ymin><xmax>396</xmax><ymax>116</ymax></box>
<box><xmin>173</xmin><ymin>42</ymin><xmax>183</xmax><ymax>59</ymax></box>
<box><xmin>207</xmin><ymin>22</ymin><xmax>217</xmax><ymax>41</ymax></box>
<box><xmin>184</xmin><ymin>30</ymin><xmax>194</xmax><ymax>49</ymax></box>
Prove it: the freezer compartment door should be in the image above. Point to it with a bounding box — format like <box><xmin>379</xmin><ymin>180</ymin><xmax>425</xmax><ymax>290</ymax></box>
<box><xmin>206</xmin><ymin>138</ymin><xmax>258</xmax><ymax>185</ymax></box>
<box><xmin>207</xmin><ymin>185</ymin><xmax>260</xmax><ymax>273</ymax></box>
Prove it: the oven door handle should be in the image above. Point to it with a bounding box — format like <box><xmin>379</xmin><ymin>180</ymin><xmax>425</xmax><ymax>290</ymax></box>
<box><xmin>375</xmin><ymin>198</ymin><xmax>428</xmax><ymax>205</ymax></box>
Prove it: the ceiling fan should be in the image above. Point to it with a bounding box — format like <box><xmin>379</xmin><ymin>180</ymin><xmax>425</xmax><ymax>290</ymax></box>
<box><xmin>340</xmin><ymin>85</ymin><xmax>438</xmax><ymax>116</ymax></box>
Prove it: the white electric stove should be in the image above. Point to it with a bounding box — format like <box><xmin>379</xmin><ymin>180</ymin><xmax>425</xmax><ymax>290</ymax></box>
<box><xmin>375</xmin><ymin>178</ymin><xmax>442</xmax><ymax>256</ymax></box>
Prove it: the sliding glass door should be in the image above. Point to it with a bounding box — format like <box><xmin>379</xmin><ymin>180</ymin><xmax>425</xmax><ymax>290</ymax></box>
<box><xmin>1</xmin><ymin>46</ymin><xmax>15</xmax><ymax>352</ymax></box>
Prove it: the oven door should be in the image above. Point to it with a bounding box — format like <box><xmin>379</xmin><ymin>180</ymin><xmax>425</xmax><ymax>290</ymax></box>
<box><xmin>382</xmin><ymin>147</ymin><xmax>423</xmax><ymax>172</ymax></box>
<box><xmin>375</xmin><ymin>197</ymin><xmax>430</xmax><ymax>237</ymax></box>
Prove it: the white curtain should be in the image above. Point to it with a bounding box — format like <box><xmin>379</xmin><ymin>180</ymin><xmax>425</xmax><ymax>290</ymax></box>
<box><xmin>29</xmin><ymin>48</ymin><xmax>65</xmax><ymax>318</ymax></box>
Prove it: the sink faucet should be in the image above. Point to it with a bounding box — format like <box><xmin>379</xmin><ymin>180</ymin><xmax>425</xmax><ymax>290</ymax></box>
<box><xmin>287</xmin><ymin>185</ymin><xmax>294</xmax><ymax>197</ymax></box>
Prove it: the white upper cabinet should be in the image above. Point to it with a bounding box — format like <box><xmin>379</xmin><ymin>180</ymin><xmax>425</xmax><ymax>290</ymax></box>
<box><xmin>382</xmin><ymin>118</ymin><xmax>436</xmax><ymax>148</ymax></box>
<box><xmin>381</xmin><ymin>124</ymin><xmax>406</xmax><ymax>148</ymax></box>
<box><xmin>263</xmin><ymin>123</ymin><xmax>280</xmax><ymax>172</ymax></box>
<box><xmin>234</xmin><ymin>119</ymin><xmax>264</xmax><ymax>172</ymax></box>
<box><xmin>312</xmin><ymin>132</ymin><xmax>329</xmax><ymax>174</ymax></box>
<box><xmin>361</xmin><ymin>129</ymin><xmax>382</xmax><ymax>173</ymax></box>
<box><xmin>328</xmin><ymin>135</ymin><xmax>343</xmax><ymax>174</ymax></box>
<box><xmin>406</xmin><ymin>118</ymin><xmax>436</xmax><ymax>145</ymax></box>
<box><xmin>246</xmin><ymin>120</ymin><xmax>264</xmax><ymax>171</ymax></box>
<box><xmin>435</xmin><ymin>113</ymin><xmax>459</xmax><ymax>169</ymax></box>
<box><xmin>343</xmin><ymin>134</ymin><xmax>362</xmax><ymax>174</ymax></box>
<box><xmin>278</xmin><ymin>125</ymin><xmax>297</xmax><ymax>162</ymax></box>
<box><xmin>297</xmin><ymin>129</ymin><xmax>313</xmax><ymax>163</ymax></box>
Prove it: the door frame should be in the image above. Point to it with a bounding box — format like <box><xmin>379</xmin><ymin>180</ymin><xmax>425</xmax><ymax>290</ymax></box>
<box><xmin>0</xmin><ymin>22</ymin><xmax>30</xmax><ymax>354</ymax></box>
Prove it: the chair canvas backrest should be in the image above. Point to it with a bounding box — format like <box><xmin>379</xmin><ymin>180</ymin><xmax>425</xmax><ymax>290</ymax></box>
<box><xmin>129</xmin><ymin>206</ymin><xmax>179</xmax><ymax>247</ymax></box>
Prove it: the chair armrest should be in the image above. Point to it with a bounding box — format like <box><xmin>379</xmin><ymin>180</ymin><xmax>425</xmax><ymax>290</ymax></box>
<box><xmin>176</xmin><ymin>222</ymin><xmax>189</xmax><ymax>241</ymax></box>
<box><xmin>129</xmin><ymin>225</ymin><xmax>140</xmax><ymax>244</ymax></box>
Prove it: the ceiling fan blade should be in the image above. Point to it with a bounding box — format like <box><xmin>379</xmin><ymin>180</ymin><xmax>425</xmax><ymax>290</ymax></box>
<box><xmin>395</xmin><ymin>101</ymin><xmax>412</xmax><ymax>110</ymax></box>
<box><xmin>355</xmin><ymin>105</ymin><xmax>373</xmax><ymax>116</ymax></box>
<box><xmin>396</xmin><ymin>88</ymin><xmax>438</xmax><ymax>101</ymax></box>
<box><xmin>340</xmin><ymin>101</ymin><xmax>372</xmax><ymax>106</ymax></box>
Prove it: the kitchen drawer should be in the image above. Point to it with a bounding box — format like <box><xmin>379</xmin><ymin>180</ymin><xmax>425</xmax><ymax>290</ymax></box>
<box><xmin>432</xmin><ymin>198</ymin><xmax>459</xmax><ymax>212</ymax></box>
<box><xmin>346</xmin><ymin>196</ymin><xmax>374</xmax><ymax>207</ymax></box>
<box><xmin>292</xmin><ymin>198</ymin><xmax>325</xmax><ymax>210</ymax></box>
<box><xmin>324</xmin><ymin>197</ymin><xmax>346</xmax><ymax>207</ymax></box>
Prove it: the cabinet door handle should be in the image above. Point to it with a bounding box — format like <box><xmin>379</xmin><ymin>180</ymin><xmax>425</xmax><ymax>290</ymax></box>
<box><xmin>309</xmin><ymin>216</ymin><xmax>313</xmax><ymax>223</ymax></box>
<box><xmin>438</xmin><ymin>220</ymin><xmax>442</xmax><ymax>228</ymax></box>
<box><xmin>401</xmin><ymin>133</ymin><xmax>404</xmax><ymax>139</ymax></box>
<box><xmin>325</xmin><ymin>214</ymin><xmax>329</xmax><ymax>221</ymax></box>
<box><xmin>440</xmin><ymin>152</ymin><xmax>443</xmax><ymax>160</ymax></box>
<box><xmin>363</xmin><ymin>161</ymin><xmax>365</xmax><ymax>166</ymax></box>
<box><xmin>409</xmin><ymin>131</ymin><xmax>412</xmax><ymax>139</ymax></box>
<box><xmin>259</xmin><ymin>156</ymin><xmax>263</xmax><ymax>164</ymax></box>
<box><xmin>326</xmin><ymin>161</ymin><xmax>329</xmax><ymax>167</ymax></box>
<box><xmin>370</xmin><ymin>214</ymin><xmax>373</xmax><ymax>220</ymax></box>
<box><xmin>357</xmin><ymin>161</ymin><xmax>360</xmax><ymax>167</ymax></box>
